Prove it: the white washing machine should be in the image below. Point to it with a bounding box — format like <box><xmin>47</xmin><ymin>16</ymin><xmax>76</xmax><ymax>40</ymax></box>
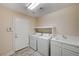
<box><xmin>29</xmin><ymin>33</ymin><xmax>42</xmax><ymax>50</ymax></box>
<box><xmin>37</xmin><ymin>33</ymin><xmax>52</xmax><ymax>56</ymax></box>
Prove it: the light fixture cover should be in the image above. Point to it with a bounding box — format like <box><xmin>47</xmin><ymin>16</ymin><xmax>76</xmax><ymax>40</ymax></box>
<box><xmin>27</xmin><ymin>3</ymin><xmax>40</xmax><ymax>10</ymax></box>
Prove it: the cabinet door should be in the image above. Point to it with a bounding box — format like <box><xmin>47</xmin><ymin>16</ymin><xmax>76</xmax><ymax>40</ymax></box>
<box><xmin>50</xmin><ymin>41</ymin><xmax>61</xmax><ymax>56</ymax></box>
<box><xmin>62</xmin><ymin>49</ymin><xmax>79</xmax><ymax>56</ymax></box>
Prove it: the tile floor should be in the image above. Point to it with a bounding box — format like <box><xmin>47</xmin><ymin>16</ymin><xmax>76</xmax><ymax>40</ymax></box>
<box><xmin>11</xmin><ymin>47</ymin><xmax>42</xmax><ymax>56</ymax></box>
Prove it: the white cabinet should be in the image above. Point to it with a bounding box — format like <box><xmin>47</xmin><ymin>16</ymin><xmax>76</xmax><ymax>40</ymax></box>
<box><xmin>62</xmin><ymin>43</ymin><xmax>79</xmax><ymax>54</ymax></box>
<box><xmin>62</xmin><ymin>43</ymin><xmax>79</xmax><ymax>56</ymax></box>
<box><xmin>62</xmin><ymin>49</ymin><xmax>79</xmax><ymax>56</ymax></box>
<box><xmin>50</xmin><ymin>40</ymin><xmax>79</xmax><ymax>56</ymax></box>
<box><xmin>50</xmin><ymin>40</ymin><xmax>61</xmax><ymax>56</ymax></box>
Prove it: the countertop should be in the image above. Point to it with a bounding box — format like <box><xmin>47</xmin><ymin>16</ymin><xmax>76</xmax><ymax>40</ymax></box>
<box><xmin>51</xmin><ymin>35</ymin><xmax>79</xmax><ymax>47</ymax></box>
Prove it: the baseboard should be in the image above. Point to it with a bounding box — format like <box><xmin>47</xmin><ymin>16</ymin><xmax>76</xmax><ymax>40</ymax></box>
<box><xmin>1</xmin><ymin>45</ymin><xmax>29</xmax><ymax>56</ymax></box>
<box><xmin>1</xmin><ymin>50</ymin><xmax>15</xmax><ymax>56</ymax></box>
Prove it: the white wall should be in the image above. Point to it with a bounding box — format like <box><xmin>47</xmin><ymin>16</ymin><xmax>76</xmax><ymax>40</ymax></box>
<box><xmin>0</xmin><ymin>5</ymin><xmax>36</xmax><ymax>55</ymax></box>
<box><xmin>37</xmin><ymin>5</ymin><xmax>79</xmax><ymax>36</ymax></box>
<box><xmin>0</xmin><ymin>4</ymin><xmax>79</xmax><ymax>55</ymax></box>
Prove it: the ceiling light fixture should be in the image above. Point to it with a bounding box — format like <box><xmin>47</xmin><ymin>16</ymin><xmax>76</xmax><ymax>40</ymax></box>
<box><xmin>26</xmin><ymin>3</ymin><xmax>40</xmax><ymax>10</ymax></box>
<box><xmin>25</xmin><ymin>3</ymin><xmax>31</xmax><ymax>7</ymax></box>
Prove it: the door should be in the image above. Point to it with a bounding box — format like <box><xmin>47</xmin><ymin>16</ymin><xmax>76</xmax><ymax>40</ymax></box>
<box><xmin>13</xmin><ymin>17</ymin><xmax>28</xmax><ymax>51</ymax></box>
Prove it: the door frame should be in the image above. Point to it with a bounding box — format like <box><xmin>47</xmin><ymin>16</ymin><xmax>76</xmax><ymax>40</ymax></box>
<box><xmin>12</xmin><ymin>16</ymin><xmax>29</xmax><ymax>52</ymax></box>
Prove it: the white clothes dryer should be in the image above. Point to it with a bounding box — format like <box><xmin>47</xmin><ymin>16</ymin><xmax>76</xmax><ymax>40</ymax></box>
<box><xmin>37</xmin><ymin>33</ymin><xmax>52</xmax><ymax>56</ymax></box>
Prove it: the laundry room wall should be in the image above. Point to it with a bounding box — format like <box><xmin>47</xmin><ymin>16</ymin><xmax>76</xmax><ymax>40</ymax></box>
<box><xmin>36</xmin><ymin>5</ymin><xmax>79</xmax><ymax>36</ymax></box>
<box><xmin>0</xmin><ymin>5</ymin><xmax>36</xmax><ymax>55</ymax></box>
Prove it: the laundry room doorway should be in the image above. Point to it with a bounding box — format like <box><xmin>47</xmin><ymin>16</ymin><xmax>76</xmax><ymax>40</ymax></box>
<box><xmin>13</xmin><ymin>17</ymin><xmax>29</xmax><ymax>51</ymax></box>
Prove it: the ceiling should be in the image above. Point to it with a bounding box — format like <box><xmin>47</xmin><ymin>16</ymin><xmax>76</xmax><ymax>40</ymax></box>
<box><xmin>0</xmin><ymin>3</ymin><xmax>76</xmax><ymax>18</ymax></box>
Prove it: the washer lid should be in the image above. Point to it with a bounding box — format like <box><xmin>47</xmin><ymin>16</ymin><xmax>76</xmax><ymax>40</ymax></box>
<box><xmin>39</xmin><ymin>35</ymin><xmax>52</xmax><ymax>40</ymax></box>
